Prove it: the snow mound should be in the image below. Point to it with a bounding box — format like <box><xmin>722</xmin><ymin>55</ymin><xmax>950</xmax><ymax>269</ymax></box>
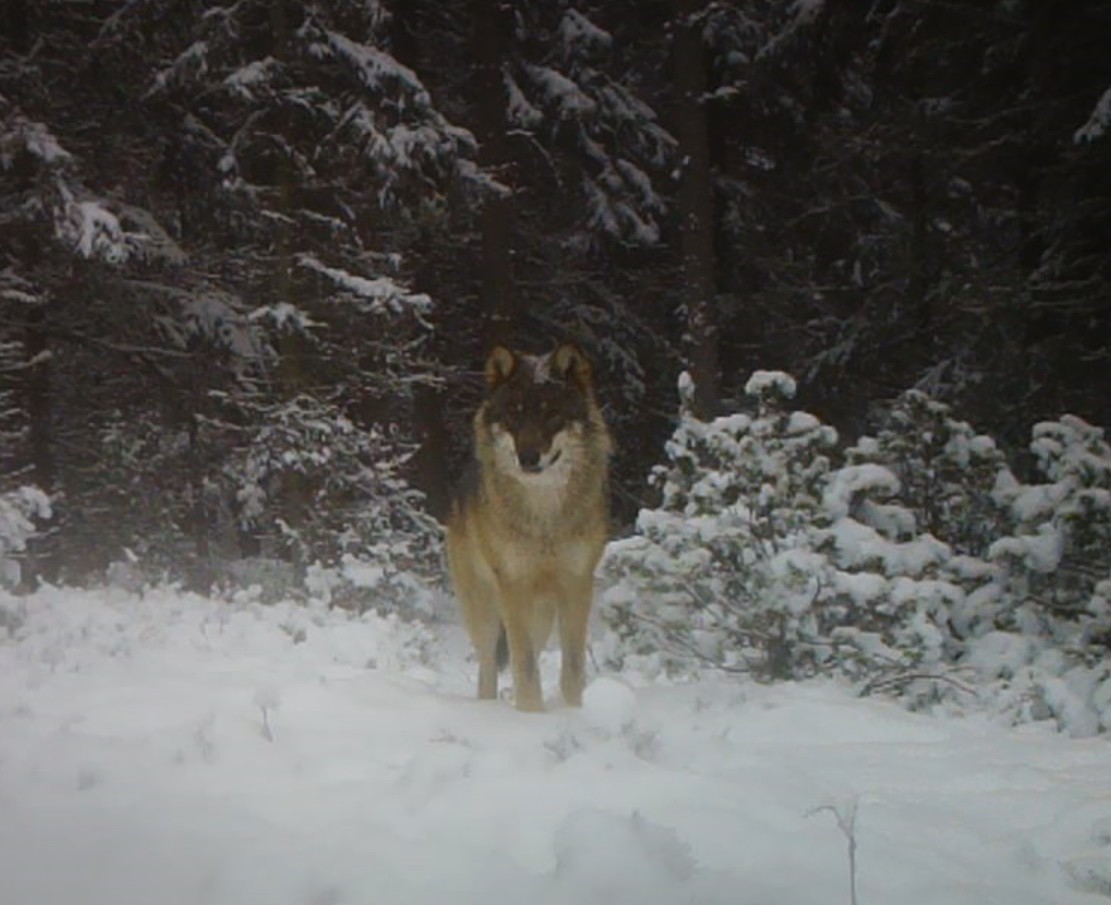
<box><xmin>550</xmin><ymin>810</ymin><xmax>725</xmax><ymax>905</ymax></box>
<box><xmin>582</xmin><ymin>676</ymin><xmax>636</xmax><ymax>732</ymax></box>
<box><xmin>745</xmin><ymin>369</ymin><xmax>797</xmax><ymax>399</ymax></box>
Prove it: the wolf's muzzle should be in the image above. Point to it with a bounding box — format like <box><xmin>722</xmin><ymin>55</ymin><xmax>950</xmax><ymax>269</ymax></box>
<box><xmin>518</xmin><ymin>448</ymin><xmax>561</xmax><ymax>473</ymax></box>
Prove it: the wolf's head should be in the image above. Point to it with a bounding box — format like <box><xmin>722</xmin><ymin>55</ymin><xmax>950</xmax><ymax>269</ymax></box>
<box><xmin>478</xmin><ymin>342</ymin><xmax>604</xmax><ymax>481</ymax></box>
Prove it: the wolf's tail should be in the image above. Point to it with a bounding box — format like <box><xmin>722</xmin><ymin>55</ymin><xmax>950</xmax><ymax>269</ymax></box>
<box><xmin>496</xmin><ymin>623</ymin><xmax>509</xmax><ymax>671</ymax></box>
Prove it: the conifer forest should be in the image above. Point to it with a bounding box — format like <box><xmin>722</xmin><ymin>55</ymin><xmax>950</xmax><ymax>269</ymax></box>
<box><xmin>3</xmin><ymin>1</ymin><xmax>1111</xmax><ymax>727</ymax></box>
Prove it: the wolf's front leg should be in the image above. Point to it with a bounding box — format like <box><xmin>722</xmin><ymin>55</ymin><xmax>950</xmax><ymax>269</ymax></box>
<box><xmin>558</xmin><ymin>574</ymin><xmax>594</xmax><ymax>707</ymax></box>
<box><xmin>501</xmin><ymin>596</ymin><xmax>544</xmax><ymax>712</ymax></box>
<box><xmin>473</xmin><ymin>616</ymin><xmax>501</xmax><ymax>701</ymax></box>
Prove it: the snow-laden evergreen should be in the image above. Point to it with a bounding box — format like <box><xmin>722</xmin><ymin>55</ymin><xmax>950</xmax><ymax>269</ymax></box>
<box><xmin>508</xmin><ymin>6</ymin><xmax>675</xmax><ymax>248</ymax></box>
<box><xmin>602</xmin><ymin>371</ymin><xmax>1111</xmax><ymax>735</ymax></box>
<box><xmin>601</xmin><ymin>370</ymin><xmax>838</xmax><ymax>679</ymax></box>
<box><xmin>982</xmin><ymin>415</ymin><xmax>1111</xmax><ymax>734</ymax></box>
<box><xmin>1</xmin><ymin>104</ymin><xmax>182</xmax><ymax>267</ymax></box>
<box><xmin>0</xmin><ymin>486</ymin><xmax>50</xmax><ymax>589</ymax></box>
<box><xmin>229</xmin><ymin>393</ymin><xmax>440</xmax><ymax>616</ymax></box>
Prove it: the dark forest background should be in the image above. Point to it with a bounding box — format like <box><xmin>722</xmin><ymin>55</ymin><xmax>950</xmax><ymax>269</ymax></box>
<box><xmin>2</xmin><ymin>0</ymin><xmax>1110</xmax><ymax>592</ymax></box>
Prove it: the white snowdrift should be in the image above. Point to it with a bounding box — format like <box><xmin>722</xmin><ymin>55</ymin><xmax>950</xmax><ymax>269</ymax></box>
<box><xmin>1</xmin><ymin>586</ymin><xmax>1109</xmax><ymax>905</ymax></box>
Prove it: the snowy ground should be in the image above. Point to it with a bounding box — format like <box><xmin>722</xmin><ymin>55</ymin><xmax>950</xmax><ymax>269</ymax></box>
<box><xmin>1</xmin><ymin>587</ymin><xmax>1110</xmax><ymax>905</ymax></box>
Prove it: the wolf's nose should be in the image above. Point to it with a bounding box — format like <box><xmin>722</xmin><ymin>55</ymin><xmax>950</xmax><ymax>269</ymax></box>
<box><xmin>518</xmin><ymin>449</ymin><xmax>541</xmax><ymax>471</ymax></box>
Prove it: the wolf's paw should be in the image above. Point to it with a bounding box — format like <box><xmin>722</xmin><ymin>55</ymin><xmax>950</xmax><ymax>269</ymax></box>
<box><xmin>514</xmin><ymin>692</ymin><xmax>546</xmax><ymax>713</ymax></box>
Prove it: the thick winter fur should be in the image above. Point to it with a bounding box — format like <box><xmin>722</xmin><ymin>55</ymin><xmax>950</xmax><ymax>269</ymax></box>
<box><xmin>446</xmin><ymin>343</ymin><xmax>612</xmax><ymax>712</ymax></box>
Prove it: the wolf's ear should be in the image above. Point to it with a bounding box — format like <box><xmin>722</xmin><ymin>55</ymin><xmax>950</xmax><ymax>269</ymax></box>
<box><xmin>552</xmin><ymin>342</ymin><xmax>592</xmax><ymax>390</ymax></box>
<box><xmin>484</xmin><ymin>346</ymin><xmax>516</xmax><ymax>388</ymax></box>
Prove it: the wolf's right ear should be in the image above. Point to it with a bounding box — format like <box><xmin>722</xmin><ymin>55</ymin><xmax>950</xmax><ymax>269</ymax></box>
<box><xmin>484</xmin><ymin>346</ymin><xmax>516</xmax><ymax>388</ymax></box>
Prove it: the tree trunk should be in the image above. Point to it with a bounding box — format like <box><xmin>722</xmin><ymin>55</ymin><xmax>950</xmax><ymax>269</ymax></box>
<box><xmin>908</xmin><ymin>154</ymin><xmax>931</xmax><ymax>328</ymax></box>
<box><xmin>24</xmin><ymin>305</ymin><xmax>53</xmax><ymax>494</ymax></box>
<box><xmin>411</xmin><ymin>383</ymin><xmax>452</xmax><ymax>522</ymax></box>
<box><xmin>186</xmin><ymin>349</ymin><xmax>213</xmax><ymax>593</ymax></box>
<box><xmin>21</xmin><ymin>302</ymin><xmax>56</xmax><ymax>586</ymax></box>
<box><xmin>674</xmin><ymin>0</ymin><xmax>720</xmax><ymax>419</ymax></box>
<box><xmin>3</xmin><ymin>0</ymin><xmax>31</xmax><ymax>53</ymax></box>
<box><xmin>473</xmin><ymin>0</ymin><xmax>517</xmax><ymax>349</ymax></box>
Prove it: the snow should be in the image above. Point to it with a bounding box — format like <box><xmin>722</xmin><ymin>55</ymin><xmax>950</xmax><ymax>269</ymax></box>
<box><xmin>54</xmin><ymin>185</ymin><xmax>151</xmax><ymax>265</ymax></box>
<box><xmin>505</xmin><ymin>74</ymin><xmax>543</xmax><ymax>129</ymax></box>
<box><xmin>829</xmin><ymin>517</ymin><xmax>950</xmax><ymax>577</ymax></box>
<box><xmin>308</xmin><ymin>29</ymin><xmax>431</xmax><ymax>107</ymax></box>
<box><xmin>990</xmin><ymin>524</ymin><xmax>1064</xmax><ymax>573</ymax></box>
<box><xmin>0</xmin><ymin>486</ymin><xmax>51</xmax><ymax>588</ymax></box>
<box><xmin>526</xmin><ymin>64</ymin><xmax>597</xmax><ymax>118</ymax></box>
<box><xmin>558</xmin><ymin>9</ymin><xmax>612</xmax><ymax>57</ymax></box>
<box><xmin>2</xmin><ymin>585</ymin><xmax>1111</xmax><ymax>905</ymax></box>
<box><xmin>1075</xmin><ymin>86</ymin><xmax>1111</xmax><ymax>143</ymax></box>
<box><xmin>146</xmin><ymin>40</ymin><xmax>208</xmax><ymax>97</ymax></box>
<box><xmin>1005</xmin><ymin>482</ymin><xmax>1061</xmax><ymax>523</ymax></box>
<box><xmin>744</xmin><ymin>369</ymin><xmax>797</xmax><ymax>399</ymax></box>
<box><xmin>224</xmin><ymin>57</ymin><xmax>279</xmax><ymax>100</ymax></box>
<box><xmin>176</xmin><ymin>292</ymin><xmax>262</xmax><ymax>360</ymax></box>
<box><xmin>585</xmin><ymin>172</ymin><xmax>661</xmax><ymax>244</ymax></box>
<box><xmin>0</xmin><ymin>114</ymin><xmax>72</xmax><ymax>168</ymax></box>
<box><xmin>822</xmin><ymin>463</ymin><xmax>901</xmax><ymax>520</ymax></box>
<box><xmin>249</xmin><ymin>301</ymin><xmax>317</xmax><ymax>332</ymax></box>
<box><xmin>296</xmin><ymin>254</ymin><xmax>433</xmax><ymax>315</ymax></box>
<box><xmin>581</xmin><ymin>676</ymin><xmax>637</xmax><ymax>733</ymax></box>
<box><xmin>789</xmin><ymin>0</ymin><xmax>826</xmax><ymax>24</ymax></box>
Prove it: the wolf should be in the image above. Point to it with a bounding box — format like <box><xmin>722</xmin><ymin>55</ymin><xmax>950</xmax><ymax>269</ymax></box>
<box><xmin>445</xmin><ymin>342</ymin><xmax>612</xmax><ymax>712</ymax></box>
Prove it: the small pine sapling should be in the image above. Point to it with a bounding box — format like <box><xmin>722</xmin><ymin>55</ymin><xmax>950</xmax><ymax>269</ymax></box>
<box><xmin>601</xmin><ymin>370</ymin><xmax>838</xmax><ymax>679</ymax></box>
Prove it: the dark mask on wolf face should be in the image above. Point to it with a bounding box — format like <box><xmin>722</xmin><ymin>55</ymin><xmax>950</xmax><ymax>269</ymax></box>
<box><xmin>481</xmin><ymin>343</ymin><xmax>594</xmax><ymax>477</ymax></box>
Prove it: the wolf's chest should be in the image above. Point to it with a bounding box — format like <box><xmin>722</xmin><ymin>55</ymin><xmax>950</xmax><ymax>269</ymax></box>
<box><xmin>487</xmin><ymin>481</ymin><xmax>601</xmax><ymax>570</ymax></box>
<box><xmin>495</xmin><ymin>530</ymin><xmax>600</xmax><ymax>583</ymax></box>
<box><xmin>513</xmin><ymin>478</ymin><xmax>571</xmax><ymax>525</ymax></box>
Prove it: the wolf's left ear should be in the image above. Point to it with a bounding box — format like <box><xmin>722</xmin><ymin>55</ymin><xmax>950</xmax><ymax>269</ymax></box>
<box><xmin>484</xmin><ymin>346</ymin><xmax>517</xmax><ymax>388</ymax></box>
<box><xmin>552</xmin><ymin>342</ymin><xmax>592</xmax><ymax>390</ymax></box>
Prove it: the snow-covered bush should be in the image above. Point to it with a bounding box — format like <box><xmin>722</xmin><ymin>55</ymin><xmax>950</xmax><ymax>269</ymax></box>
<box><xmin>228</xmin><ymin>395</ymin><xmax>441</xmax><ymax>616</ymax></box>
<box><xmin>304</xmin><ymin>552</ymin><xmax>437</xmax><ymax>620</ymax></box>
<box><xmin>601</xmin><ymin>371</ymin><xmax>838</xmax><ymax>679</ymax></box>
<box><xmin>979</xmin><ymin>415</ymin><xmax>1111</xmax><ymax>734</ymax></box>
<box><xmin>810</xmin><ymin>392</ymin><xmax>1011</xmax><ymax>699</ymax></box>
<box><xmin>0</xmin><ymin>333</ymin><xmax>35</xmax><ymax>586</ymax></box>
<box><xmin>851</xmin><ymin>390</ymin><xmax>1010</xmax><ymax>556</ymax></box>
<box><xmin>0</xmin><ymin>486</ymin><xmax>51</xmax><ymax>589</ymax></box>
<box><xmin>601</xmin><ymin>379</ymin><xmax>1012</xmax><ymax>706</ymax></box>
<box><xmin>993</xmin><ymin>416</ymin><xmax>1111</xmax><ymax>626</ymax></box>
<box><xmin>813</xmin><ymin>458</ymin><xmax>966</xmax><ymax>699</ymax></box>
